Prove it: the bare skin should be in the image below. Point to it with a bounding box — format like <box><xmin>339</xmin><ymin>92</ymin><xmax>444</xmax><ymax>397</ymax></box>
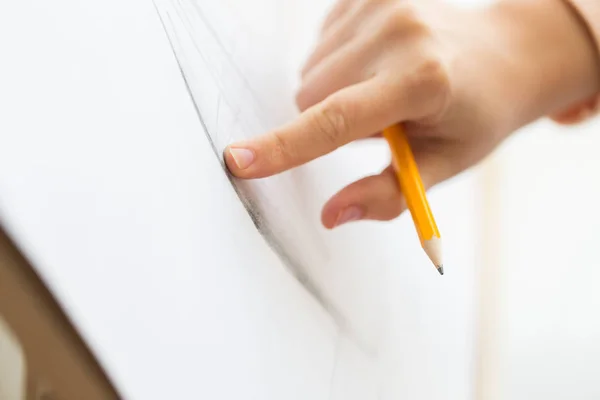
<box><xmin>224</xmin><ymin>0</ymin><xmax>600</xmax><ymax>228</ymax></box>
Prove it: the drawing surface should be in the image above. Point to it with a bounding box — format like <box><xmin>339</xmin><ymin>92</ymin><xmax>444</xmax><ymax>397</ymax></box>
<box><xmin>0</xmin><ymin>1</ymin><xmax>480</xmax><ymax>398</ymax></box>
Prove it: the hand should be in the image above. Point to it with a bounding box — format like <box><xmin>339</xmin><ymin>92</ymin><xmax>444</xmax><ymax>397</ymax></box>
<box><xmin>225</xmin><ymin>0</ymin><xmax>600</xmax><ymax>228</ymax></box>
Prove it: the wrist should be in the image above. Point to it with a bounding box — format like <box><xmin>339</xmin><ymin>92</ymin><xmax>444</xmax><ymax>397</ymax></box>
<box><xmin>484</xmin><ymin>0</ymin><xmax>600</xmax><ymax>128</ymax></box>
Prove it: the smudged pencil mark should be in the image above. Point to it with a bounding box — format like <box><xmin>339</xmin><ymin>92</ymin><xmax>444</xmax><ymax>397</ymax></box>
<box><xmin>152</xmin><ymin>1</ymin><xmax>361</xmax><ymax>339</ymax></box>
<box><xmin>328</xmin><ymin>333</ymin><xmax>342</xmax><ymax>400</ymax></box>
<box><xmin>166</xmin><ymin>0</ymin><xmax>243</xmax><ymax>135</ymax></box>
<box><xmin>187</xmin><ymin>0</ymin><xmax>268</xmax><ymax>115</ymax></box>
<box><xmin>215</xmin><ymin>96</ymin><xmax>221</xmax><ymax>142</ymax></box>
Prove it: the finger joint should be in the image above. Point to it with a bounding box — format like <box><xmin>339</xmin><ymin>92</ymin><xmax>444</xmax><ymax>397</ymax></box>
<box><xmin>312</xmin><ymin>99</ymin><xmax>353</xmax><ymax>146</ymax></box>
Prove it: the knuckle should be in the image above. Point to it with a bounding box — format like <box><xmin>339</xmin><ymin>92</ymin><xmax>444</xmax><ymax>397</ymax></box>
<box><xmin>269</xmin><ymin>130</ymin><xmax>295</xmax><ymax>167</ymax></box>
<box><xmin>423</xmin><ymin>57</ymin><xmax>452</xmax><ymax>112</ymax></box>
<box><xmin>421</xmin><ymin>58</ymin><xmax>450</xmax><ymax>92</ymax></box>
<box><xmin>312</xmin><ymin>98</ymin><xmax>352</xmax><ymax>146</ymax></box>
<box><xmin>381</xmin><ymin>5</ymin><xmax>427</xmax><ymax>38</ymax></box>
<box><xmin>406</xmin><ymin>56</ymin><xmax>452</xmax><ymax>116</ymax></box>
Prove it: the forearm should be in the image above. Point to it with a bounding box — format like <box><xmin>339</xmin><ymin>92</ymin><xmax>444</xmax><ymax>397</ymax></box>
<box><xmin>567</xmin><ymin>0</ymin><xmax>600</xmax><ymax>52</ymax></box>
<box><xmin>485</xmin><ymin>0</ymin><xmax>600</xmax><ymax>127</ymax></box>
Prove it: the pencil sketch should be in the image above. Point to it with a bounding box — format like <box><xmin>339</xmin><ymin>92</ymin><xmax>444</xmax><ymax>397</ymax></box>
<box><xmin>152</xmin><ymin>0</ymin><xmax>359</xmax><ymax>342</ymax></box>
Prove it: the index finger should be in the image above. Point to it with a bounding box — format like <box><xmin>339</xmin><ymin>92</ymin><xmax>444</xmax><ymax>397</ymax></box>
<box><xmin>224</xmin><ymin>77</ymin><xmax>410</xmax><ymax>179</ymax></box>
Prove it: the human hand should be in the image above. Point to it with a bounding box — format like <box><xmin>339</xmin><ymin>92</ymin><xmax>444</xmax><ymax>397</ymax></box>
<box><xmin>225</xmin><ymin>0</ymin><xmax>600</xmax><ymax>228</ymax></box>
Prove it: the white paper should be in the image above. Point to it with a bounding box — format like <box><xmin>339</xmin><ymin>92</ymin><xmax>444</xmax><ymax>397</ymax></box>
<box><xmin>0</xmin><ymin>0</ymin><xmax>481</xmax><ymax>398</ymax></box>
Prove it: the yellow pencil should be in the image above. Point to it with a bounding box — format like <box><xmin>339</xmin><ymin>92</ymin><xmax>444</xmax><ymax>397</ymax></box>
<box><xmin>382</xmin><ymin>124</ymin><xmax>444</xmax><ymax>275</ymax></box>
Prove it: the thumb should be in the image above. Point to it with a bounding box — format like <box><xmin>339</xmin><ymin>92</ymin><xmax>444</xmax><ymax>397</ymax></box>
<box><xmin>321</xmin><ymin>150</ymin><xmax>445</xmax><ymax>228</ymax></box>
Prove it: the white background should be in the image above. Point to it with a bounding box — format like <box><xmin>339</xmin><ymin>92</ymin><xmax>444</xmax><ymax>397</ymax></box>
<box><xmin>482</xmin><ymin>118</ymin><xmax>600</xmax><ymax>400</ymax></box>
<box><xmin>5</xmin><ymin>0</ymin><xmax>595</xmax><ymax>399</ymax></box>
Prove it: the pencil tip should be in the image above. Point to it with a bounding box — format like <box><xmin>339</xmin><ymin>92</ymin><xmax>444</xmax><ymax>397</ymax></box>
<box><xmin>437</xmin><ymin>265</ymin><xmax>444</xmax><ymax>275</ymax></box>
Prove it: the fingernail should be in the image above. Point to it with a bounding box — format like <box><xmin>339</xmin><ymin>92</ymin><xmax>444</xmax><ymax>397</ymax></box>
<box><xmin>334</xmin><ymin>206</ymin><xmax>363</xmax><ymax>227</ymax></box>
<box><xmin>229</xmin><ymin>147</ymin><xmax>255</xmax><ymax>170</ymax></box>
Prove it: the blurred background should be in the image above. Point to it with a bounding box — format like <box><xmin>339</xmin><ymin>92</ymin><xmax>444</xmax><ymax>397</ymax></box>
<box><xmin>2</xmin><ymin>0</ymin><xmax>600</xmax><ymax>398</ymax></box>
<box><xmin>477</xmin><ymin>117</ymin><xmax>600</xmax><ymax>400</ymax></box>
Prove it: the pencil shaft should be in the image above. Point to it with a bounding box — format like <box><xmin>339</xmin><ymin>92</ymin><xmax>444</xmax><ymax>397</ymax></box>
<box><xmin>383</xmin><ymin>125</ymin><xmax>440</xmax><ymax>243</ymax></box>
